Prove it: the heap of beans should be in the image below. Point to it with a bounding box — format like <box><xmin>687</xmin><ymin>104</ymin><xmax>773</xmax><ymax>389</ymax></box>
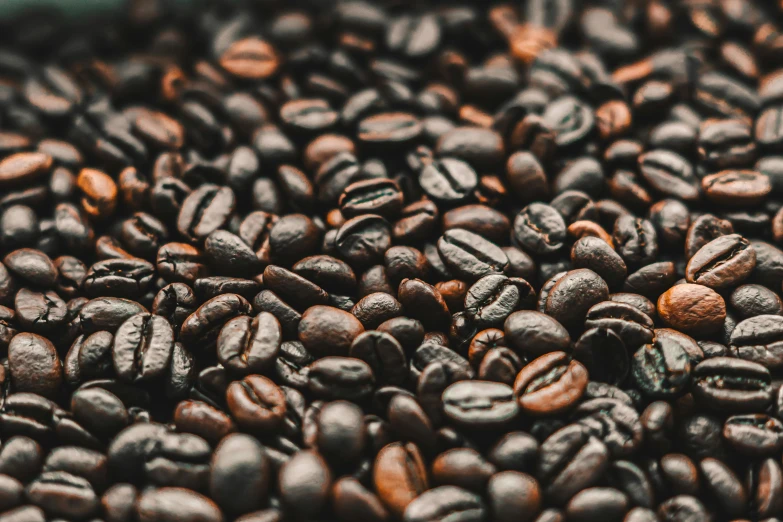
<box><xmin>1</xmin><ymin>0</ymin><xmax>783</xmax><ymax>520</ymax></box>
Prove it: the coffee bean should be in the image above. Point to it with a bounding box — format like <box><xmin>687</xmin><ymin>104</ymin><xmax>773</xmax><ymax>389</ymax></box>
<box><xmin>403</xmin><ymin>485</ymin><xmax>486</xmax><ymax>522</ymax></box>
<box><xmin>179</xmin><ymin>293</ymin><xmax>252</xmax><ymax>351</ymax></box>
<box><xmin>514</xmin><ymin>352</ymin><xmax>588</xmax><ymax>416</ymax></box>
<box><xmin>112</xmin><ymin>313</ymin><xmax>174</xmax><ymax>383</ymax></box>
<box><xmin>686</xmin><ymin>234</ymin><xmax>756</xmax><ymax>289</ymax></box>
<box><xmin>639</xmin><ymin>150</ymin><xmax>700</xmax><ymax>201</ymax></box>
<box><xmin>307</xmin><ymin>357</ymin><xmax>375</xmax><ymax>401</ymax></box>
<box><xmin>278</xmin><ymin>450</ymin><xmax>331</xmax><ymax>518</ymax></box>
<box><xmin>541</xmin><ymin>269</ymin><xmax>609</xmax><ymax>332</ymax></box>
<box><xmin>226</xmin><ymin>375</ymin><xmax>287</xmax><ymax>434</ymax></box>
<box><xmin>442</xmin><ymin>381</ymin><xmax>519</xmax><ymax>429</ymax></box>
<box><xmin>137</xmin><ymin>487</ymin><xmax>222</xmax><ymax>522</ymax></box>
<box><xmin>373</xmin><ymin>442</ymin><xmax>428</xmax><ymax>518</ymax></box>
<box><xmin>658</xmin><ymin>284</ymin><xmax>726</xmax><ymax>336</ymax></box>
<box><xmin>513</xmin><ymin>203</ymin><xmax>567</xmax><ymax>255</ymax></box>
<box><xmin>217</xmin><ymin>313</ymin><xmax>281</xmax><ymax>375</ymax></box>
<box><xmin>729</xmin><ymin>314</ymin><xmax>783</xmax><ymax>369</ymax></box>
<box><xmin>209</xmin><ymin>433</ymin><xmax>270</xmax><ymax>516</ymax></box>
<box><xmin>177</xmin><ymin>185</ymin><xmax>235</xmax><ymax>243</ymax></box>
<box><xmin>692</xmin><ymin>357</ymin><xmax>772</xmax><ymax>412</ymax></box>
<box><xmin>437</xmin><ymin>228</ymin><xmax>508</xmax><ymax>281</ymax></box>
<box><xmin>702</xmin><ymin>170</ymin><xmax>772</xmax><ymax>206</ymax></box>
<box><xmin>418</xmin><ymin>158</ymin><xmax>478</xmax><ymax>204</ymax></box>
<box><xmin>8</xmin><ymin>333</ymin><xmax>62</xmax><ymax>400</ymax></box>
<box><xmin>632</xmin><ymin>331</ymin><xmax>691</xmax><ymax>398</ymax></box>
<box><xmin>504</xmin><ymin>311</ymin><xmax>571</xmax><ymax>358</ymax></box>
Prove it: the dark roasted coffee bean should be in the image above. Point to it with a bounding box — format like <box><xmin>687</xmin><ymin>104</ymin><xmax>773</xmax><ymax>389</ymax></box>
<box><xmin>307</xmin><ymin>357</ymin><xmax>374</xmax><ymax>401</ymax></box>
<box><xmin>442</xmin><ymin>381</ymin><xmax>518</xmax><ymax>429</ymax></box>
<box><xmin>340</xmin><ymin>178</ymin><xmax>404</xmax><ymax>220</ymax></box>
<box><xmin>692</xmin><ymin>357</ymin><xmax>772</xmax><ymax>411</ymax></box>
<box><xmin>574</xmin><ymin>328</ymin><xmax>628</xmax><ymax>385</ymax></box>
<box><xmin>180</xmin><ymin>293</ymin><xmax>251</xmax><ymax>351</ymax></box>
<box><xmin>226</xmin><ymin>374</ymin><xmax>286</xmax><ymax>434</ymax></box>
<box><xmin>83</xmin><ymin>258</ymin><xmax>154</xmax><ymax>299</ymax></box>
<box><xmin>403</xmin><ymin>485</ymin><xmax>486</xmax><ymax>522</ymax></box>
<box><xmin>729</xmin><ymin>314</ymin><xmax>783</xmax><ymax>369</ymax></box>
<box><xmin>541</xmin><ymin>269</ymin><xmax>608</xmax><ymax>332</ymax></box>
<box><xmin>438</xmin><ymin>228</ymin><xmax>508</xmax><ymax>281</ymax></box>
<box><xmin>513</xmin><ymin>204</ymin><xmax>566</xmax><ymax>256</ymax></box>
<box><xmin>217</xmin><ymin>313</ymin><xmax>281</xmax><ymax>375</ymax></box>
<box><xmin>632</xmin><ymin>331</ymin><xmax>691</xmax><ymax>398</ymax></box>
<box><xmin>298</xmin><ymin>305</ymin><xmax>364</xmax><ymax>357</ymax></box>
<box><xmin>112</xmin><ymin>313</ymin><xmax>173</xmax><ymax>383</ymax></box>
<box><xmin>137</xmin><ymin>487</ymin><xmax>222</xmax><ymax>522</ymax></box>
<box><xmin>278</xmin><ymin>450</ymin><xmax>331</xmax><ymax>518</ymax></box>
<box><xmin>613</xmin><ymin>216</ymin><xmax>658</xmax><ymax>268</ymax></box>
<box><xmin>418</xmin><ymin>158</ymin><xmax>478</xmax><ymax>204</ymax></box>
<box><xmin>538</xmin><ymin>423</ymin><xmax>609</xmax><ymax>505</ymax></box>
<box><xmin>8</xmin><ymin>333</ymin><xmax>62</xmax><ymax>400</ymax></box>
<box><xmin>504</xmin><ymin>311</ymin><xmax>571</xmax><ymax>358</ymax></box>
<box><xmin>209</xmin><ymin>433</ymin><xmax>269</xmax><ymax>516</ymax></box>
<box><xmin>350</xmin><ymin>331</ymin><xmax>407</xmax><ymax>387</ymax></box>
<box><xmin>723</xmin><ymin>414</ymin><xmax>783</xmax><ymax>456</ymax></box>
<box><xmin>177</xmin><ymin>185</ymin><xmax>235</xmax><ymax>243</ymax></box>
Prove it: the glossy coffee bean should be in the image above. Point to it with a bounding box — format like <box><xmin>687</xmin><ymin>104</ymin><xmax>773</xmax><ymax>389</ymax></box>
<box><xmin>226</xmin><ymin>375</ymin><xmax>287</xmax><ymax>434</ymax></box>
<box><xmin>657</xmin><ymin>284</ymin><xmax>726</xmax><ymax>336</ymax></box>
<box><xmin>514</xmin><ymin>352</ymin><xmax>588</xmax><ymax>416</ymax></box>
<box><xmin>685</xmin><ymin>234</ymin><xmax>756</xmax><ymax>289</ymax></box>
<box><xmin>692</xmin><ymin>357</ymin><xmax>772</xmax><ymax>412</ymax></box>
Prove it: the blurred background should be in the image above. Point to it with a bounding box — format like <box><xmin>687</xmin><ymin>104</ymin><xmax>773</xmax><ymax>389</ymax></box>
<box><xmin>0</xmin><ymin>0</ymin><xmax>201</xmax><ymax>21</ymax></box>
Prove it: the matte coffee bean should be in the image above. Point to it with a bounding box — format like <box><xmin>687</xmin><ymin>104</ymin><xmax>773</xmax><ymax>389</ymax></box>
<box><xmin>278</xmin><ymin>451</ymin><xmax>331</xmax><ymax>518</ymax></box>
<box><xmin>730</xmin><ymin>284</ymin><xmax>783</xmax><ymax>318</ymax></box>
<box><xmin>639</xmin><ymin>150</ymin><xmax>700</xmax><ymax>202</ymax></box>
<box><xmin>613</xmin><ymin>216</ymin><xmax>658</xmax><ymax>268</ymax></box>
<box><xmin>136</xmin><ymin>487</ymin><xmax>222</xmax><ymax>522</ymax></box>
<box><xmin>538</xmin><ymin>423</ymin><xmax>609</xmax><ymax>505</ymax></box>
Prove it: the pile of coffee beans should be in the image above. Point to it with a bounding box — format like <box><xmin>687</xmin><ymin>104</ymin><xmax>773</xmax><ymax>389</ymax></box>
<box><xmin>3</xmin><ymin>0</ymin><xmax>783</xmax><ymax>520</ymax></box>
